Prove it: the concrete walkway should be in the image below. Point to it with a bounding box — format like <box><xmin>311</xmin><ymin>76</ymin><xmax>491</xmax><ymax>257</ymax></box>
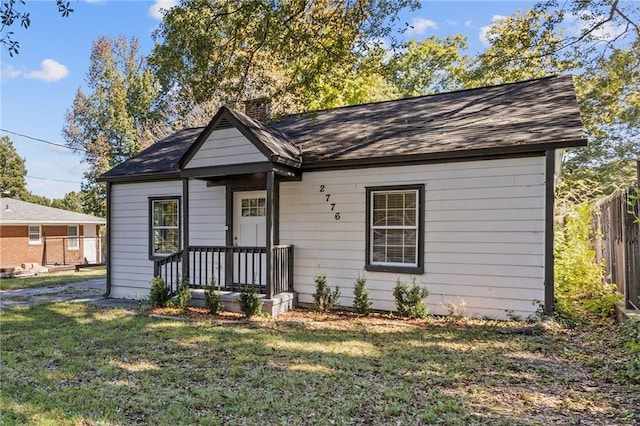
<box><xmin>0</xmin><ymin>279</ymin><xmax>142</xmax><ymax>310</ymax></box>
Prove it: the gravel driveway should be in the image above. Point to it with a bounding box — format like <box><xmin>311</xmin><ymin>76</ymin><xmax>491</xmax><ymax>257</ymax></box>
<box><xmin>0</xmin><ymin>279</ymin><xmax>106</xmax><ymax>309</ymax></box>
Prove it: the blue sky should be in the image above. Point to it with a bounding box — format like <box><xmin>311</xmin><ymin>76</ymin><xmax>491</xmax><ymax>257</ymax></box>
<box><xmin>0</xmin><ymin>0</ymin><xmax>538</xmax><ymax>199</ymax></box>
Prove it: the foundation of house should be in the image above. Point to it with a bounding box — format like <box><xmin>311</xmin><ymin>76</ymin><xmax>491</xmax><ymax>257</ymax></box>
<box><xmin>190</xmin><ymin>289</ymin><xmax>297</xmax><ymax>317</ymax></box>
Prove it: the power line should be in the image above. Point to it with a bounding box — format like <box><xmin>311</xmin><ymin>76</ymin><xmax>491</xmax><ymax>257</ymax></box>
<box><xmin>0</xmin><ymin>128</ymin><xmax>86</xmax><ymax>152</ymax></box>
<box><xmin>26</xmin><ymin>175</ymin><xmax>82</xmax><ymax>184</ymax></box>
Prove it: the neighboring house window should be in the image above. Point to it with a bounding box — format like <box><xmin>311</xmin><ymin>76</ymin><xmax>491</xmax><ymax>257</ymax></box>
<box><xmin>150</xmin><ymin>197</ymin><xmax>181</xmax><ymax>257</ymax></box>
<box><xmin>28</xmin><ymin>225</ymin><xmax>41</xmax><ymax>245</ymax></box>
<box><xmin>241</xmin><ymin>197</ymin><xmax>266</xmax><ymax>217</ymax></box>
<box><xmin>68</xmin><ymin>225</ymin><xmax>79</xmax><ymax>250</ymax></box>
<box><xmin>365</xmin><ymin>185</ymin><xmax>424</xmax><ymax>274</ymax></box>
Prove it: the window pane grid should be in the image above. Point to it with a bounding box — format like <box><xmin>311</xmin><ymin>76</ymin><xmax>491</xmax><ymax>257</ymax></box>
<box><xmin>241</xmin><ymin>197</ymin><xmax>266</xmax><ymax>217</ymax></box>
<box><xmin>29</xmin><ymin>226</ymin><xmax>41</xmax><ymax>244</ymax></box>
<box><xmin>68</xmin><ymin>226</ymin><xmax>79</xmax><ymax>250</ymax></box>
<box><xmin>370</xmin><ymin>189</ymin><xmax>419</xmax><ymax>266</ymax></box>
<box><xmin>152</xmin><ymin>199</ymin><xmax>180</xmax><ymax>255</ymax></box>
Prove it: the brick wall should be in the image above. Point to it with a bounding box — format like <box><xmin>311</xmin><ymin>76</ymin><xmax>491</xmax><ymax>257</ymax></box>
<box><xmin>0</xmin><ymin>225</ymin><xmax>44</xmax><ymax>267</ymax></box>
<box><xmin>0</xmin><ymin>225</ymin><xmax>87</xmax><ymax>268</ymax></box>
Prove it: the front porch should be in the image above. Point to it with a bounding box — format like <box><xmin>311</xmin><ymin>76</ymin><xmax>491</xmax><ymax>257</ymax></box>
<box><xmin>154</xmin><ymin>244</ymin><xmax>295</xmax><ymax>315</ymax></box>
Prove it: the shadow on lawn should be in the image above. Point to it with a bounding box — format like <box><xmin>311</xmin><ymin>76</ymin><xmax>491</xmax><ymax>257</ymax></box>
<box><xmin>1</xmin><ymin>303</ymin><xmax>636</xmax><ymax>425</ymax></box>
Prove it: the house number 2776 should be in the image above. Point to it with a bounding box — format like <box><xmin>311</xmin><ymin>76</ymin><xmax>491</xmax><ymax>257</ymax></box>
<box><xmin>319</xmin><ymin>185</ymin><xmax>341</xmax><ymax>220</ymax></box>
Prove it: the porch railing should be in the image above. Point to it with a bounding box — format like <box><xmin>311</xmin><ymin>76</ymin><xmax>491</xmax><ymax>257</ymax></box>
<box><xmin>153</xmin><ymin>245</ymin><xmax>294</xmax><ymax>298</ymax></box>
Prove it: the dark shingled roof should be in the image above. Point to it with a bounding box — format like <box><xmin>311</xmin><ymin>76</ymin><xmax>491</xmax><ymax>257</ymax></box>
<box><xmin>225</xmin><ymin>107</ymin><xmax>302</xmax><ymax>165</ymax></box>
<box><xmin>100</xmin><ymin>127</ymin><xmax>203</xmax><ymax>180</ymax></box>
<box><xmin>99</xmin><ymin>75</ymin><xmax>586</xmax><ymax>181</ymax></box>
<box><xmin>271</xmin><ymin>75</ymin><xmax>585</xmax><ymax>167</ymax></box>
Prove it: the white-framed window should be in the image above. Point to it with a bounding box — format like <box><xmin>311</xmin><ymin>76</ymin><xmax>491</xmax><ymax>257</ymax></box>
<box><xmin>365</xmin><ymin>185</ymin><xmax>424</xmax><ymax>274</ymax></box>
<box><xmin>150</xmin><ymin>197</ymin><xmax>181</xmax><ymax>257</ymax></box>
<box><xmin>241</xmin><ymin>197</ymin><xmax>266</xmax><ymax>217</ymax></box>
<box><xmin>28</xmin><ymin>225</ymin><xmax>41</xmax><ymax>245</ymax></box>
<box><xmin>68</xmin><ymin>225</ymin><xmax>79</xmax><ymax>250</ymax></box>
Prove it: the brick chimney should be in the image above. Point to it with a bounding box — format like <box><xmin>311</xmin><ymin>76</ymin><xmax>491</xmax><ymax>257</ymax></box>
<box><xmin>243</xmin><ymin>98</ymin><xmax>270</xmax><ymax>122</ymax></box>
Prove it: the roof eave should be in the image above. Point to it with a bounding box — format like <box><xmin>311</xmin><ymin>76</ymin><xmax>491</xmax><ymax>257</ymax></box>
<box><xmin>97</xmin><ymin>171</ymin><xmax>181</xmax><ymax>184</ymax></box>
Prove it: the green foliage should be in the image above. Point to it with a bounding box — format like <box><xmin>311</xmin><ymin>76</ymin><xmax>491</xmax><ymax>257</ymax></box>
<box><xmin>204</xmin><ymin>280</ymin><xmax>223</xmax><ymax>315</ymax></box>
<box><xmin>149</xmin><ymin>276</ymin><xmax>171</xmax><ymax>307</ymax></box>
<box><xmin>621</xmin><ymin>316</ymin><xmax>640</xmax><ymax>383</ymax></box>
<box><xmin>313</xmin><ymin>272</ymin><xmax>341</xmax><ymax>312</ymax></box>
<box><xmin>150</xmin><ymin>0</ymin><xmax>419</xmax><ymax>115</ymax></box>
<box><xmin>554</xmin><ymin>204</ymin><xmax>620</xmax><ymax>322</ymax></box>
<box><xmin>238</xmin><ymin>286</ymin><xmax>263</xmax><ymax>319</ymax></box>
<box><xmin>0</xmin><ymin>136</ymin><xmax>28</xmax><ymax>199</ymax></box>
<box><xmin>383</xmin><ymin>35</ymin><xmax>469</xmax><ymax>97</ymax></box>
<box><xmin>63</xmin><ymin>35</ymin><xmax>162</xmax><ymax>217</ymax></box>
<box><xmin>393</xmin><ymin>277</ymin><xmax>429</xmax><ymax>319</ymax></box>
<box><xmin>176</xmin><ymin>278</ymin><xmax>192</xmax><ymax>312</ymax></box>
<box><xmin>353</xmin><ymin>274</ymin><xmax>372</xmax><ymax>315</ymax></box>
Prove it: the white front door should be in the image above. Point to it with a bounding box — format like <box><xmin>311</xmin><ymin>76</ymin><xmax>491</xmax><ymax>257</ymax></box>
<box><xmin>233</xmin><ymin>191</ymin><xmax>267</xmax><ymax>288</ymax></box>
<box><xmin>83</xmin><ymin>225</ymin><xmax>98</xmax><ymax>263</ymax></box>
<box><xmin>233</xmin><ymin>191</ymin><xmax>267</xmax><ymax>247</ymax></box>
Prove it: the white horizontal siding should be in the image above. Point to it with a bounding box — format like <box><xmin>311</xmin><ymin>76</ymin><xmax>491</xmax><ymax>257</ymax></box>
<box><xmin>280</xmin><ymin>156</ymin><xmax>547</xmax><ymax>320</ymax></box>
<box><xmin>109</xmin><ymin>180</ymin><xmax>228</xmax><ymax>298</ymax></box>
<box><xmin>109</xmin><ymin>181</ymin><xmax>182</xmax><ymax>299</ymax></box>
<box><xmin>188</xmin><ymin>180</ymin><xmax>226</xmax><ymax>246</ymax></box>
<box><xmin>184</xmin><ymin>128</ymin><xmax>266</xmax><ymax>169</ymax></box>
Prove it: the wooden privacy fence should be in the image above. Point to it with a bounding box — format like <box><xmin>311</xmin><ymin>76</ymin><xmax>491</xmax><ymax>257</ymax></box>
<box><xmin>594</xmin><ymin>184</ymin><xmax>640</xmax><ymax>310</ymax></box>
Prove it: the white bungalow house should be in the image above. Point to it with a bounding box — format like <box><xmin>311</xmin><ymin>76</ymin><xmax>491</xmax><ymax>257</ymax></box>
<box><xmin>98</xmin><ymin>75</ymin><xmax>586</xmax><ymax>319</ymax></box>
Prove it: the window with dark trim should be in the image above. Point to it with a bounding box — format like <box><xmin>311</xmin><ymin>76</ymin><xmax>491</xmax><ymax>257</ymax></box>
<box><xmin>149</xmin><ymin>197</ymin><xmax>181</xmax><ymax>257</ymax></box>
<box><xmin>365</xmin><ymin>185</ymin><xmax>424</xmax><ymax>274</ymax></box>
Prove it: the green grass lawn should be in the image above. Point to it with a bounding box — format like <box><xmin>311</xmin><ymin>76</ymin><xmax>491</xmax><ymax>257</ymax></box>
<box><xmin>0</xmin><ymin>267</ymin><xmax>105</xmax><ymax>291</ymax></box>
<box><xmin>1</xmin><ymin>304</ymin><xmax>638</xmax><ymax>425</ymax></box>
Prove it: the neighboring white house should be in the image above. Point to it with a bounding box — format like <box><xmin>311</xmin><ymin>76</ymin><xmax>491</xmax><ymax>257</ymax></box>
<box><xmin>98</xmin><ymin>76</ymin><xmax>586</xmax><ymax>319</ymax></box>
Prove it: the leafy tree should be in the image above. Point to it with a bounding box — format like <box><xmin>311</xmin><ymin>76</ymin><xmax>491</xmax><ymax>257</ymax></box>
<box><xmin>23</xmin><ymin>193</ymin><xmax>52</xmax><ymax>207</ymax></box>
<box><xmin>305</xmin><ymin>48</ymin><xmax>400</xmax><ymax>111</ymax></box>
<box><xmin>63</xmin><ymin>35</ymin><xmax>162</xmax><ymax>216</ymax></box>
<box><xmin>554</xmin><ymin>204</ymin><xmax>620</xmax><ymax>323</ymax></box>
<box><xmin>1</xmin><ymin>0</ymin><xmax>73</xmax><ymax>56</ymax></box>
<box><xmin>0</xmin><ymin>136</ymin><xmax>28</xmax><ymax>199</ymax></box>
<box><xmin>383</xmin><ymin>35</ymin><xmax>469</xmax><ymax>97</ymax></box>
<box><xmin>149</xmin><ymin>0</ymin><xmax>419</xmax><ymax>116</ymax></box>
<box><xmin>51</xmin><ymin>191</ymin><xmax>85</xmax><ymax>213</ymax></box>
<box><xmin>465</xmin><ymin>1</ymin><xmax>639</xmax><ymax>200</ymax></box>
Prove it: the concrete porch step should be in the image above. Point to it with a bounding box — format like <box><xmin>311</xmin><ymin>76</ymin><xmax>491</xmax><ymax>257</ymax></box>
<box><xmin>189</xmin><ymin>289</ymin><xmax>297</xmax><ymax>317</ymax></box>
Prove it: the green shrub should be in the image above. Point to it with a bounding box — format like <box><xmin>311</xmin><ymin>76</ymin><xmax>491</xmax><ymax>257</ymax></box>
<box><xmin>239</xmin><ymin>286</ymin><xmax>263</xmax><ymax>319</ymax></box>
<box><xmin>393</xmin><ymin>277</ymin><xmax>429</xmax><ymax>318</ymax></box>
<box><xmin>621</xmin><ymin>316</ymin><xmax>640</xmax><ymax>383</ymax></box>
<box><xmin>149</xmin><ymin>276</ymin><xmax>171</xmax><ymax>307</ymax></box>
<box><xmin>204</xmin><ymin>279</ymin><xmax>223</xmax><ymax>315</ymax></box>
<box><xmin>555</xmin><ymin>204</ymin><xmax>621</xmax><ymax>323</ymax></box>
<box><xmin>313</xmin><ymin>272</ymin><xmax>341</xmax><ymax>312</ymax></box>
<box><xmin>353</xmin><ymin>273</ymin><xmax>372</xmax><ymax>315</ymax></box>
<box><xmin>176</xmin><ymin>278</ymin><xmax>192</xmax><ymax>312</ymax></box>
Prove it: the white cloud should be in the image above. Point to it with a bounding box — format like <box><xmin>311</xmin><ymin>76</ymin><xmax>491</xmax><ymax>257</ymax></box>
<box><xmin>564</xmin><ymin>11</ymin><xmax>626</xmax><ymax>42</ymax></box>
<box><xmin>24</xmin><ymin>59</ymin><xmax>69</xmax><ymax>83</ymax></box>
<box><xmin>464</xmin><ymin>20</ymin><xmax>473</xmax><ymax>28</ymax></box>
<box><xmin>479</xmin><ymin>15</ymin><xmax>508</xmax><ymax>46</ymax></box>
<box><xmin>1</xmin><ymin>64</ymin><xmax>22</xmax><ymax>82</ymax></box>
<box><xmin>149</xmin><ymin>0</ymin><xmax>178</xmax><ymax>20</ymax></box>
<box><xmin>407</xmin><ymin>17</ymin><xmax>438</xmax><ymax>36</ymax></box>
